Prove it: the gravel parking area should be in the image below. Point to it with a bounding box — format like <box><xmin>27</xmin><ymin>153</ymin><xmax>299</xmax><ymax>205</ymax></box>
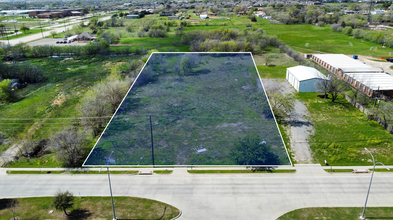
<box><xmin>27</xmin><ymin>38</ymin><xmax>89</xmax><ymax>46</ymax></box>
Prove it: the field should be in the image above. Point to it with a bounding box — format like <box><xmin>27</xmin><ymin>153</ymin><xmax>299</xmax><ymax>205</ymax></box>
<box><xmin>84</xmin><ymin>53</ymin><xmax>290</xmax><ymax>166</ymax></box>
<box><xmin>296</xmin><ymin>93</ymin><xmax>393</xmax><ymax>166</ymax></box>
<box><xmin>278</xmin><ymin>207</ymin><xmax>393</xmax><ymax>220</ymax></box>
<box><xmin>262</xmin><ymin>24</ymin><xmax>393</xmax><ymax>58</ymax></box>
<box><xmin>0</xmin><ymin>196</ymin><xmax>180</xmax><ymax>220</ymax></box>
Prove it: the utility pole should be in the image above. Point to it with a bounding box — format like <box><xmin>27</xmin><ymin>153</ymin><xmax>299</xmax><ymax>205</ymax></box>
<box><xmin>149</xmin><ymin>115</ymin><xmax>155</xmax><ymax>167</ymax></box>
<box><xmin>100</xmin><ymin>151</ymin><xmax>117</xmax><ymax>220</ymax></box>
<box><xmin>39</xmin><ymin>22</ymin><xmax>44</xmax><ymax>38</ymax></box>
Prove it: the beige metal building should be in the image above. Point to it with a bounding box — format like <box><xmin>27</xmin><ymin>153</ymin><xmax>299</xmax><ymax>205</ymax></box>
<box><xmin>312</xmin><ymin>54</ymin><xmax>393</xmax><ymax>99</ymax></box>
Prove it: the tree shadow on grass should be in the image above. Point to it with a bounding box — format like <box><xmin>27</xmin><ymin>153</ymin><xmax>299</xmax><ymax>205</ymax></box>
<box><xmin>67</xmin><ymin>208</ymin><xmax>92</xmax><ymax>220</ymax></box>
<box><xmin>367</xmin><ymin>217</ymin><xmax>393</xmax><ymax>219</ymax></box>
<box><xmin>118</xmin><ymin>206</ymin><xmax>168</xmax><ymax>220</ymax></box>
<box><xmin>0</xmin><ymin>199</ymin><xmax>13</xmax><ymax>211</ymax></box>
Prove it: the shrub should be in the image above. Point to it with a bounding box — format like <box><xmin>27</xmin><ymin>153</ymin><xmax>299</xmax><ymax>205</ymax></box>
<box><xmin>343</xmin><ymin>26</ymin><xmax>353</xmax><ymax>35</ymax></box>
<box><xmin>331</xmin><ymin>23</ymin><xmax>342</xmax><ymax>32</ymax></box>
<box><xmin>352</xmin><ymin>29</ymin><xmax>363</xmax><ymax>39</ymax></box>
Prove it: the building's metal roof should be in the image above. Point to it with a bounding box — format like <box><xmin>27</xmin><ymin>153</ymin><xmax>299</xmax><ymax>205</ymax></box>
<box><xmin>312</xmin><ymin>54</ymin><xmax>383</xmax><ymax>73</ymax></box>
<box><xmin>345</xmin><ymin>72</ymin><xmax>393</xmax><ymax>90</ymax></box>
<box><xmin>287</xmin><ymin>65</ymin><xmax>328</xmax><ymax>81</ymax></box>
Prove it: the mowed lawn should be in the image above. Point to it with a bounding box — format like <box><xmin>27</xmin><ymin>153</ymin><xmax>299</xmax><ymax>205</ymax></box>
<box><xmin>263</xmin><ymin>24</ymin><xmax>392</xmax><ymax>58</ymax></box>
<box><xmin>278</xmin><ymin>207</ymin><xmax>393</xmax><ymax>220</ymax></box>
<box><xmin>296</xmin><ymin>93</ymin><xmax>393</xmax><ymax>166</ymax></box>
<box><xmin>0</xmin><ymin>197</ymin><xmax>180</xmax><ymax>220</ymax></box>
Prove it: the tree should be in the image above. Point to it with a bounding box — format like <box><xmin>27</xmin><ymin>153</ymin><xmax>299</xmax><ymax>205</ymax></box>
<box><xmin>316</xmin><ymin>78</ymin><xmax>330</xmax><ymax>98</ymax></box>
<box><xmin>51</xmin><ymin>128</ymin><xmax>88</xmax><ymax>167</ymax></box>
<box><xmin>98</xmin><ymin>39</ymin><xmax>110</xmax><ymax>50</ymax></box>
<box><xmin>52</xmin><ymin>190</ymin><xmax>74</xmax><ymax>216</ymax></box>
<box><xmin>50</xmin><ymin>30</ymin><xmax>57</xmax><ymax>38</ymax></box>
<box><xmin>89</xmin><ymin>7</ymin><xmax>94</xmax><ymax>15</ymax></box>
<box><xmin>129</xmin><ymin>6</ymin><xmax>135</xmax><ymax>12</ymax></box>
<box><xmin>126</xmin><ymin>24</ymin><xmax>133</xmax><ymax>33</ymax></box>
<box><xmin>372</xmin><ymin>102</ymin><xmax>393</xmax><ymax>129</ymax></box>
<box><xmin>231</xmin><ymin>135</ymin><xmax>280</xmax><ymax>165</ymax></box>
<box><xmin>327</xmin><ymin>76</ymin><xmax>346</xmax><ymax>103</ymax></box>
<box><xmin>0</xmin><ymin>79</ymin><xmax>17</xmax><ymax>103</ymax></box>
<box><xmin>266</xmin><ymin>90</ymin><xmax>295</xmax><ymax>120</ymax></box>
<box><xmin>20</xmin><ymin>26</ymin><xmax>29</xmax><ymax>34</ymax></box>
<box><xmin>7</xmin><ymin>199</ymin><xmax>19</xmax><ymax>220</ymax></box>
<box><xmin>119</xmin><ymin>12</ymin><xmax>124</xmax><ymax>17</ymax></box>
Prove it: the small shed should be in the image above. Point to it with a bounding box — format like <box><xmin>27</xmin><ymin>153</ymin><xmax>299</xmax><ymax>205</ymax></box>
<box><xmin>286</xmin><ymin>66</ymin><xmax>328</xmax><ymax>93</ymax></box>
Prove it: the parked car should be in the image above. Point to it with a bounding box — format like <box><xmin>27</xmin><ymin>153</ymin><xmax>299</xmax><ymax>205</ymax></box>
<box><xmin>63</xmin><ymin>41</ymin><xmax>67</xmax><ymax>44</ymax></box>
<box><xmin>59</xmin><ymin>41</ymin><xmax>63</xmax><ymax>44</ymax></box>
<box><xmin>56</xmin><ymin>41</ymin><xmax>59</xmax><ymax>44</ymax></box>
<box><xmin>68</xmin><ymin>40</ymin><xmax>71</xmax><ymax>43</ymax></box>
<box><xmin>386</xmin><ymin>58</ymin><xmax>393</xmax><ymax>62</ymax></box>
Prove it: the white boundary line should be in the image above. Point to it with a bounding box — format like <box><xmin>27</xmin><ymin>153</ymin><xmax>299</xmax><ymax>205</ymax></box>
<box><xmin>250</xmin><ymin>53</ymin><xmax>293</xmax><ymax>167</ymax></box>
<box><xmin>83</xmin><ymin>52</ymin><xmax>293</xmax><ymax>167</ymax></box>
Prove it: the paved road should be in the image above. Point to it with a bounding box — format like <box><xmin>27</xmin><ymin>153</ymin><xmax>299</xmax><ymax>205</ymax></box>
<box><xmin>0</xmin><ymin>16</ymin><xmax>111</xmax><ymax>46</ymax></box>
<box><xmin>1</xmin><ymin>164</ymin><xmax>393</xmax><ymax>219</ymax></box>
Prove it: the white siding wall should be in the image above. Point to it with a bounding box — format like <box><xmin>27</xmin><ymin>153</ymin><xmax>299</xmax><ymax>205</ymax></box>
<box><xmin>286</xmin><ymin>69</ymin><xmax>300</xmax><ymax>92</ymax></box>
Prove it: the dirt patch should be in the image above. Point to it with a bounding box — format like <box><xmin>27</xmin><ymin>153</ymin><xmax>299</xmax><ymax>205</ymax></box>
<box><xmin>51</xmin><ymin>92</ymin><xmax>67</xmax><ymax>106</ymax></box>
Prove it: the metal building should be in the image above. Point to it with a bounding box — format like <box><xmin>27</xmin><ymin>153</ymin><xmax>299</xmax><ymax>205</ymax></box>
<box><xmin>286</xmin><ymin>66</ymin><xmax>328</xmax><ymax>93</ymax></box>
<box><xmin>312</xmin><ymin>54</ymin><xmax>393</xmax><ymax>98</ymax></box>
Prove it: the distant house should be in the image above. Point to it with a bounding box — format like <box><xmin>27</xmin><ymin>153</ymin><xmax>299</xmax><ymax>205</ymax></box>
<box><xmin>126</xmin><ymin>14</ymin><xmax>140</xmax><ymax>19</ymax></box>
<box><xmin>77</xmin><ymin>32</ymin><xmax>95</xmax><ymax>41</ymax></box>
<box><xmin>160</xmin><ymin>11</ymin><xmax>173</xmax><ymax>16</ymax></box>
<box><xmin>200</xmin><ymin>14</ymin><xmax>208</xmax><ymax>19</ymax></box>
<box><xmin>256</xmin><ymin>11</ymin><xmax>265</xmax><ymax>17</ymax></box>
<box><xmin>238</xmin><ymin>11</ymin><xmax>249</xmax><ymax>15</ymax></box>
<box><xmin>286</xmin><ymin>66</ymin><xmax>328</xmax><ymax>93</ymax></box>
<box><xmin>344</xmin><ymin>10</ymin><xmax>359</xmax><ymax>15</ymax></box>
<box><xmin>371</xmin><ymin>10</ymin><xmax>385</xmax><ymax>15</ymax></box>
<box><xmin>168</xmin><ymin>16</ymin><xmax>179</xmax><ymax>20</ymax></box>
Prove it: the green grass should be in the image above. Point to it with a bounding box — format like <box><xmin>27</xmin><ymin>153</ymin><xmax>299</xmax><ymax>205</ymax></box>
<box><xmin>324</xmin><ymin>169</ymin><xmax>354</xmax><ymax>173</ymax></box>
<box><xmin>257</xmin><ymin>65</ymin><xmax>289</xmax><ymax>79</ymax></box>
<box><xmin>262</xmin><ymin>24</ymin><xmax>393</xmax><ymax>58</ymax></box>
<box><xmin>154</xmin><ymin>170</ymin><xmax>173</xmax><ymax>174</ymax></box>
<box><xmin>5</xmin><ymin>29</ymin><xmax>44</xmax><ymax>40</ymax></box>
<box><xmin>85</xmin><ymin>54</ymin><xmax>289</xmax><ymax>166</ymax></box>
<box><xmin>278</xmin><ymin>207</ymin><xmax>393</xmax><ymax>220</ymax></box>
<box><xmin>6</xmin><ymin>170</ymin><xmax>138</xmax><ymax>174</ymax></box>
<box><xmin>0</xmin><ymin>55</ymin><xmax>143</xmax><ymax>168</ymax></box>
<box><xmin>371</xmin><ymin>168</ymin><xmax>393</xmax><ymax>172</ymax></box>
<box><xmin>188</xmin><ymin>169</ymin><xmax>296</xmax><ymax>173</ymax></box>
<box><xmin>296</xmin><ymin>93</ymin><xmax>393</xmax><ymax>166</ymax></box>
<box><xmin>0</xmin><ymin>196</ymin><xmax>180</xmax><ymax>220</ymax></box>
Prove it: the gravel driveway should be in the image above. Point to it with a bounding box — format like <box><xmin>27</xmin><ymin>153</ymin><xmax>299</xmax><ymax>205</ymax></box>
<box><xmin>262</xmin><ymin>78</ymin><xmax>313</xmax><ymax>163</ymax></box>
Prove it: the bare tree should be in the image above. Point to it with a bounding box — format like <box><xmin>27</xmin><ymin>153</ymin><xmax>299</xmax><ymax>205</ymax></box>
<box><xmin>316</xmin><ymin>77</ymin><xmax>330</xmax><ymax>99</ymax></box>
<box><xmin>372</xmin><ymin>102</ymin><xmax>393</xmax><ymax>129</ymax></box>
<box><xmin>51</xmin><ymin>128</ymin><xmax>88</xmax><ymax>167</ymax></box>
<box><xmin>266</xmin><ymin>91</ymin><xmax>295</xmax><ymax>121</ymax></box>
<box><xmin>78</xmin><ymin>90</ymin><xmax>112</xmax><ymax>137</ymax></box>
<box><xmin>328</xmin><ymin>76</ymin><xmax>346</xmax><ymax>103</ymax></box>
<box><xmin>7</xmin><ymin>199</ymin><xmax>19</xmax><ymax>220</ymax></box>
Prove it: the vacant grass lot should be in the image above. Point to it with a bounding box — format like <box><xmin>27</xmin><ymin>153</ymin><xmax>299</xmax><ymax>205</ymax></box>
<box><xmin>0</xmin><ymin>55</ymin><xmax>142</xmax><ymax>168</ymax></box>
<box><xmin>296</xmin><ymin>93</ymin><xmax>393</xmax><ymax>166</ymax></box>
<box><xmin>263</xmin><ymin>24</ymin><xmax>392</xmax><ymax>58</ymax></box>
<box><xmin>85</xmin><ymin>53</ymin><xmax>289</xmax><ymax>166</ymax></box>
<box><xmin>0</xmin><ymin>197</ymin><xmax>180</xmax><ymax>220</ymax></box>
<box><xmin>278</xmin><ymin>207</ymin><xmax>393</xmax><ymax>220</ymax></box>
<box><xmin>6</xmin><ymin>170</ymin><xmax>139</xmax><ymax>174</ymax></box>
